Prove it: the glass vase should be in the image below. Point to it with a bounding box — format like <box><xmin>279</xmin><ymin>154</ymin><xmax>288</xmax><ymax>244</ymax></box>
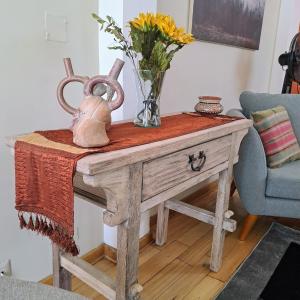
<box><xmin>133</xmin><ymin>69</ymin><xmax>165</xmax><ymax>128</ymax></box>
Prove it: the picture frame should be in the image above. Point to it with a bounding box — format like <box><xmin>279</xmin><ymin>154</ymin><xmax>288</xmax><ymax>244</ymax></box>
<box><xmin>188</xmin><ymin>0</ymin><xmax>266</xmax><ymax>50</ymax></box>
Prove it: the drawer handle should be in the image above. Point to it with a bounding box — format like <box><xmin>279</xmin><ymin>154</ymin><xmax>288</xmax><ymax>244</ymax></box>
<box><xmin>188</xmin><ymin>151</ymin><xmax>206</xmax><ymax>172</ymax></box>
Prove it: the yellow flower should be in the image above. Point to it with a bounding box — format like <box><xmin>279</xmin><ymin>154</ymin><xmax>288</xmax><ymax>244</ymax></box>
<box><xmin>130</xmin><ymin>13</ymin><xmax>156</xmax><ymax>31</ymax></box>
<box><xmin>130</xmin><ymin>12</ymin><xmax>195</xmax><ymax>44</ymax></box>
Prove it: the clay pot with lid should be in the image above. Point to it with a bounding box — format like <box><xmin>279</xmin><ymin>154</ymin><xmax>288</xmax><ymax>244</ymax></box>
<box><xmin>194</xmin><ymin>96</ymin><xmax>223</xmax><ymax>115</ymax></box>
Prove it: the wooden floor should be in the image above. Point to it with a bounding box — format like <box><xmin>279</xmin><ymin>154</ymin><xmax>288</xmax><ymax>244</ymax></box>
<box><xmin>70</xmin><ymin>183</ymin><xmax>274</xmax><ymax>299</ymax></box>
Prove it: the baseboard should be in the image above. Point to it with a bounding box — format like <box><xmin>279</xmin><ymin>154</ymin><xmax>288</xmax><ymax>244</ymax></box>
<box><xmin>40</xmin><ymin>244</ymin><xmax>105</xmax><ymax>285</ymax></box>
<box><xmin>103</xmin><ymin>232</ymin><xmax>153</xmax><ymax>263</ymax></box>
<box><xmin>40</xmin><ymin>233</ymin><xmax>153</xmax><ymax>284</ymax></box>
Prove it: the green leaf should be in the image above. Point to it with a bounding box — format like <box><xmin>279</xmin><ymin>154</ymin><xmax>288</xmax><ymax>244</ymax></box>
<box><xmin>91</xmin><ymin>13</ymin><xmax>105</xmax><ymax>25</ymax></box>
<box><xmin>106</xmin><ymin>15</ymin><xmax>112</xmax><ymax>23</ymax></box>
<box><xmin>108</xmin><ymin>46</ymin><xmax>124</xmax><ymax>51</ymax></box>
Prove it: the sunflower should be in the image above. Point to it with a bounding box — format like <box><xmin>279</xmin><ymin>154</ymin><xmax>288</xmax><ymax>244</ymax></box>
<box><xmin>130</xmin><ymin>13</ymin><xmax>157</xmax><ymax>31</ymax></box>
<box><xmin>93</xmin><ymin>11</ymin><xmax>194</xmax><ymax>81</ymax></box>
<box><xmin>130</xmin><ymin>13</ymin><xmax>194</xmax><ymax>45</ymax></box>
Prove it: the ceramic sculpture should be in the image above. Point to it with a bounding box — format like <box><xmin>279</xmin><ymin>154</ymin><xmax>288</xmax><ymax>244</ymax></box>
<box><xmin>57</xmin><ymin>58</ymin><xmax>124</xmax><ymax>147</ymax></box>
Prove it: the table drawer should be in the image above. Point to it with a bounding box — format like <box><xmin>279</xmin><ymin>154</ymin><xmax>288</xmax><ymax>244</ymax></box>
<box><xmin>142</xmin><ymin>135</ymin><xmax>231</xmax><ymax>200</ymax></box>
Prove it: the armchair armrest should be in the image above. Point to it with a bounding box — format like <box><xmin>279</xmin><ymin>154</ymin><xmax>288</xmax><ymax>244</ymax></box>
<box><xmin>227</xmin><ymin>109</ymin><xmax>268</xmax><ymax>215</ymax></box>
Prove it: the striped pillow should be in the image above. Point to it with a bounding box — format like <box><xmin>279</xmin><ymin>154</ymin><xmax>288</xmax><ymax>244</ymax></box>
<box><xmin>252</xmin><ymin>106</ymin><xmax>300</xmax><ymax>168</ymax></box>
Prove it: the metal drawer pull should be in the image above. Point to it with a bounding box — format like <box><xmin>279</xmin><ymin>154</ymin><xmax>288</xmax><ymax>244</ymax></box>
<box><xmin>188</xmin><ymin>151</ymin><xmax>206</xmax><ymax>172</ymax></box>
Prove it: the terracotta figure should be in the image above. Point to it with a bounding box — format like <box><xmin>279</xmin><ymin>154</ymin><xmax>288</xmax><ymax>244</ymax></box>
<box><xmin>57</xmin><ymin>58</ymin><xmax>125</xmax><ymax>147</ymax></box>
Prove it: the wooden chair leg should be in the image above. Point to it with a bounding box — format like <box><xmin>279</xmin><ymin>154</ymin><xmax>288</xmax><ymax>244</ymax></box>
<box><xmin>239</xmin><ymin>215</ymin><xmax>258</xmax><ymax>241</ymax></box>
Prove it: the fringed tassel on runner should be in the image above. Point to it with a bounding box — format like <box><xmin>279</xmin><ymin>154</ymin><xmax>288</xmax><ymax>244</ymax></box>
<box><xmin>18</xmin><ymin>212</ymin><xmax>79</xmax><ymax>256</ymax></box>
<box><xmin>47</xmin><ymin>223</ymin><xmax>54</xmax><ymax>236</ymax></box>
<box><xmin>27</xmin><ymin>215</ymin><xmax>34</xmax><ymax>230</ymax></box>
<box><xmin>39</xmin><ymin>218</ymin><xmax>45</xmax><ymax>232</ymax></box>
<box><xmin>34</xmin><ymin>215</ymin><xmax>40</xmax><ymax>231</ymax></box>
<box><xmin>18</xmin><ymin>212</ymin><xmax>27</xmax><ymax>229</ymax></box>
<box><xmin>42</xmin><ymin>219</ymin><xmax>49</xmax><ymax>234</ymax></box>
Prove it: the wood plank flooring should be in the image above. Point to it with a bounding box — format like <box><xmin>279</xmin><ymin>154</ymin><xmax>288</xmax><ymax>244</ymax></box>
<box><xmin>65</xmin><ymin>183</ymin><xmax>274</xmax><ymax>299</ymax></box>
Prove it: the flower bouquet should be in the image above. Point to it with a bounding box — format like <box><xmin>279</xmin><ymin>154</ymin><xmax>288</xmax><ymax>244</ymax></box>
<box><xmin>92</xmin><ymin>12</ymin><xmax>194</xmax><ymax>127</ymax></box>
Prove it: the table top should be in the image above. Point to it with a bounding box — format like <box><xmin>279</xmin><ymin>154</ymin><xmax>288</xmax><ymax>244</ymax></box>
<box><xmin>6</xmin><ymin>118</ymin><xmax>252</xmax><ymax>176</ymax></box>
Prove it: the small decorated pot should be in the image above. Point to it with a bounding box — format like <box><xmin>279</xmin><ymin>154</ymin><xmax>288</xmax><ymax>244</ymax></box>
<box><xmin>194</xmin><ymin>96</ymin><xmax>223</xmax><ymax>115</ymax></box>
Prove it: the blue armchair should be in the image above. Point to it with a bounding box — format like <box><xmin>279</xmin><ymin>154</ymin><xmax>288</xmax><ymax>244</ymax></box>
<box><xmin>228</xmin><ymin>91</ymin><xmax>300</xmax><ymax>240</ymax></box>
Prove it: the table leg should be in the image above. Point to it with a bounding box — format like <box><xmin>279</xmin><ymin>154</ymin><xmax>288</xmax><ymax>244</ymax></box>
<box><xmin>210</xmin><ymin>132</ymin><xmax>237</xmax><ymax>272</ymax></box>
<box><xmin>116</xmin><ymin>164</ymin><xmax>143</xmax><ymax>300</ymax></box>
<box><xmin>212</xmin><ymin>166</ymin><xmax>239</xmax><ymax>274</ymax></box>
<box><xmin>210</xmin><ymin>170</ymin><xmax>229</xmax><ymax>272</ymax></box>
<box><xmin>52</xmin><ymin>243</ymin><xmax>72</xmax><ymax>290</ymax></box>
<box><xmin>155</xmin><ymin>202</ymin><xmax>169</xmax><ymax>246</ymax></box>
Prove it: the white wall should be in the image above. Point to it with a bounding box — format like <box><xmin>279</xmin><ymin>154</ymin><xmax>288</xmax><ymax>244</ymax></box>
<box><xmin>269</xmin><ymin>0</ymin><xmax>300</xmax><ymax>93</ymax></box>
<box><xmin>0</xmin><ymin>0</ymin><xmax>102</xmax><ymax>281</ymax></box>
<box><xmin>98</xmin><ymin>0</ymin><xmax>157</xmax><ymax>248</ymax></box>
<box><xmin>98</xmin><ymin>0</ymin><xmax>124</xmax><ymax>249</ymax></box>
<box><xmin>158</xmin><ymin>0</ymin><xmax>282</xmax><ymax>113</ymax></box>
<box><xmin>98</xmin><ymin>0</ymin><xmax>124</xmax><ymax>121</ymax></box>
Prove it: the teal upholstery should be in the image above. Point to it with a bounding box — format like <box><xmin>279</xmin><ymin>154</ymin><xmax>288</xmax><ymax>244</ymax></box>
<box><xmin>266</xmin><ymin>160</ymin><xmax>300</xmax><ymax>200</ymax></box>
<box><xmin>228</xmin><ymin>91</ymin><xmax>300</xmax><ymax>219</ymax></box>
<box><xmin>0</xmin><ymin>276</ymin><xmax>87</xmax><ymax>300</ymax></box>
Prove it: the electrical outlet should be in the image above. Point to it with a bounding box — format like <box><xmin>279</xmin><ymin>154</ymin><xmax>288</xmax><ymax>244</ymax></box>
<box><xmin>44</xmin><ymin>12</ymin><xmax>68</xmax><ymax>43</ymax></box>
<box><xmin>0</xmin><ymin>260</ymin><xmax>12</xmax><ymax>277</ymax></box>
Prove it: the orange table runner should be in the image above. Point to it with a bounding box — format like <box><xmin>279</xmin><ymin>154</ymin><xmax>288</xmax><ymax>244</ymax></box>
<box><xmin>15</xmin><ymin>113</ymin><xmax>239</xmax><ymax>255</ymax></box>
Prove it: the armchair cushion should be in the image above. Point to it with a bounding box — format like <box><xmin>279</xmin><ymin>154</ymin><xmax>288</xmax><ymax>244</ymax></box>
<box><xmin>252</xmin><ymin>106</ymin><xmax>300</xmax><ymax>168</ymax></box>
<box><xmin>266</xmin><ymin>160</ymin><xmax>300</xmax><ymax>200</ymax></box>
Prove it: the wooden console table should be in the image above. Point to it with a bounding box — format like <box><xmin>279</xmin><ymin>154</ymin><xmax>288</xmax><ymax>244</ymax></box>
<box><xmin>7</xmin><ymin>117</ymin><xmax>251</xmax><ymax>300</ymax></box>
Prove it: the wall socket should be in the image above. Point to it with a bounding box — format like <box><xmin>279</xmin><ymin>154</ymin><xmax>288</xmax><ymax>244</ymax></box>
<box><xmin>0</xmin><ymin>260</ymin><xmax>12</xmax><ymax>277</ymax></box>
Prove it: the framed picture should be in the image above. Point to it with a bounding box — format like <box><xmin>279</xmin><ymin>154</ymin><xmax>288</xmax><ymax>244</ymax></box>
<box><xmin>189</xmin><ymin>0</ymin><xmax>266</xmax><ymax>50</ymax></box>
